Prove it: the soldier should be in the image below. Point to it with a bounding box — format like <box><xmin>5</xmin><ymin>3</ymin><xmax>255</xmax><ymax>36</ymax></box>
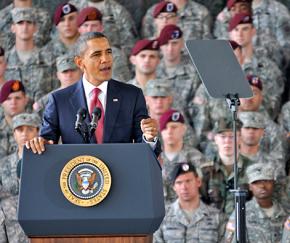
<box><xmin>159</xmin><ymin>109</ymin><xmax>205</xmax><ymax>204</ymax></box>
<box><xmin>0</xmin><ymin>0</ymin><xmax>52</xmax><ymax>50</ymax></box>
<box><xmin>128</xmin><ymin>39</ymin><xmax>160</xmax><ymax>90</ymax></box>
<box><xmin>228</xmin><ymin>13</ymin><xmax>285</xmax><ymax>118</ymax></box>
<box><xmin>33</xmin><ymin>54</ymin><xmax>82</xmax><ymax>116</ymax></box>
<box><xmin>279</xmin><ymin>100</ymin><xmax>290</xmax><ymax>139</ymax></box>
<box><xmin>0</xmin><ymin>47</ymin><xmax>6</xmax><ymax>89</ymax></box>
<box><xmin>43</xmin><ymin>3</ymin><xmax>79</xmax><ymax>59</ymax></box>
<box><xmin>144</xmin><ymin>79</ymin><xmax>198</xmax><ymax>147</ymax></box>
<box><xmin>153</xmin><ymin>162</ymin><xmax>226</xmax><ymax>243</ymax></box>
<box><xmin>0</xmin><ymin>112</ymin><xmax>41</xmax><ymax>243</ymax></box>
<box><xmin>282</xmin><ymin>216</ymin><xmax>290</xmax><ymax>243</ymax></box>
<box><xmin>0</xmin><ymin>208</ymin><xmax>6</xmax><ymax>243</ymax></box>
<box><xmin>0</xmin><ymin>80</ymin><xmax>29</xmax><ymax>158</ymax></box>
<box><xmin>157</xmin><ymin>24</ymin><xmax>200</xmax><ymax>112</ymax></box>
<box><xmin>77</xmin><ymin>6</ymin><xmax>131</xmax><ymax>82</ymax></box>
<box><xmin>142</xmin><ymin>0</ymin><xmax>212</xmax><ymax>40</ymax></box>
<box><xmin>69</xmin><ymin>0</ymin><xmax>138</xmax><ymax>57</ymax></box>
<box><xmin>224</xmin><ymin>163</ymin><xmax>288</xmax><ymax>243</ymax></box>
<box><xmin>201</xmin><ymin>118</ymin><xmax>254</xmax><ymax>218</ymax></box>
<box><xmin>5</xmin><ymin>8</ymin><xmax>55</xmax><ymax>104</ymax></box>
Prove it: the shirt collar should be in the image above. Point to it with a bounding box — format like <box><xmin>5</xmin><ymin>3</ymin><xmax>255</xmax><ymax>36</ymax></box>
<box><xmin>82</xmin><ymin>75</ymin><xmax>108</xmax><ymax>98</ymax></box>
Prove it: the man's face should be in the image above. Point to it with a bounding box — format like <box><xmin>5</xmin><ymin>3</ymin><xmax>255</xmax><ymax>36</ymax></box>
<box><xmin>2</xmin><ymin>91</ymin><xmax>28</xmax><ymax>117</ymax></box>
<box><xmin>78</xmin><ymin>20</ymin><xmax>103</xmax><ymax>35</ymax></box>
<box><xmin>173</xmin><ymin>172</ymin><xmax>201</xmax><ymax>202</ymax></box>
<box><xmin>214</xmin><ymin>130</ymin><xmax>239</xmax><ymax>157</ymax></box>
<box><xmin>230</xmin><ymin>23</ymin><xmax>256</xmax><ymax>47</ymax></box>
<box><xmin>161</xmin><ymin>121</ymin><xmax>186</xmax><ymax>146</ymax></box>
<box><xmin>240</xmin><ymin>86</ymin><xmax>262</xmax><ymax>111</ymax></box>
<box><xmin>230</xmin><ymin>2</ymin><xmax>251</xmax><ymax>16</ymax></box>
<box><xmin>146</xmin><ymin>96</ymin><xmax>173</xmax><ymax>116</ymax></box>
<box><xmin>249</xmin><ymin>180</ymin><xmax>274</xmax><ymax>200</ymax></box>
<box><xmin>75</xmin><ymin>37</ymin><xmax>113</xmax><ymax>86</ymax></box>
<box><xmin>160</xmin><ymin>39</ymin><xmax>183</xmax><ymax>63</ymax></box>
<box><xmin>0</xmin><ymin>56</ymin><xmax>7</xmax><ymax>78</ymax></box>
<box><xmin>14</xmin><ymin>125</ymin><xmax>39</xmax><ymax>147</ymax></box>
<box><xmin>12</xmin><ymin>21</ymin><xmax>37</xmax><ymax>41</ymax></box>
<box><xmin>13</xmin><ymin>0</ymin><xmax>32</xmax><ymax>6</ymax></box>
<box><xmin>57</xmin><ymin>12</ymin><xmax>79</xmax><ymax>39</ymax></box>
<box><xmin>154</xmin><ymin>12</ymin><xmax>178</xmax><ymax>35</ymax></box>
<box><xmin>130</xmin><ymin>50</ymin><xmax>160</xmax><ymax>75</ymax></box>
<box><xmin>241</xmin><ymin>127</ymin><xmax>264</xmax><ymax>146</ymax></box>
<box><xmin>57</xmin><ymin>69</ymin><xmax>82</xmax><ymax>88</ymax></box>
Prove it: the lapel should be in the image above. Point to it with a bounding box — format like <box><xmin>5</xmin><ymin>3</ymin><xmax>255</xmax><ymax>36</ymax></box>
<box><xmin>103</xmin><ymin>80</ymin><xmax>121</xmax><ymax>142</ymax></box>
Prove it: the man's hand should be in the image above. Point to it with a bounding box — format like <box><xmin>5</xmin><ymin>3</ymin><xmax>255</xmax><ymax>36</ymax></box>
<box><xmin>25</xmin><ymin>136</ymin><xmax>54</xmax><ymax>154</ymax></box>
<box><xmin>141</xmin><ymin>118</ymin><xmax>158</xmax><ymax>142</ymax></box>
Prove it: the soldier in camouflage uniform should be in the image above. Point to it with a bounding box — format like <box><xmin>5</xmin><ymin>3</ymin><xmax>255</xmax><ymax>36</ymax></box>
<box><xmin>0</xmin><ymin>208</ymin><xmax>7</xmax><ymax>243</ymax></box>
<box><xmin>0</xmin><ymin>113</ymin><xmax>40</xmax><ymax>243</ymax></box>
<box><xmin>142</xmin><ymin>0</ymin><xmax>212</xmax><ymax>40</ymax></box>
<box><xmin>33</xmin><ymin>54</ymin><xmax>82</xmax><ymax>116</ymax></box>
<box><xmin>200</xmin><ymin>118</ymin><xmax>254</xmax><ymax>218</ymax></box>
<box><xmin>224</xmin><ymin>163</ymin><xmax>288</xmax><ymax>243</ymax></box>
<box><xmin>43</xmin><ymin>3</ymin><xmax>80</xmax><ymax>59</ymax></box>
<box><xmin>157</xmin><ymin>25</ymin><xmax>201</xmax><ymax>113</ymax></box>
<box><xmin>0</xmin><ymin>0</ymin><xmax>52</xmax><ymax>51</ymax></box>
<box><xmin>158</xmin><ymin>109</ymin><xmax>205</xmax><ymax>204</ymax></box>
<box><xmin>144</xmin><ymin>79</ymin><xmax>198</xmax><ymax>147</ymax></box>
<box><xmin>282</xmin><ymin>216</ymin><xmax>290</xmax><ymax>243</ymax></box>
<box><xmin>0</xmin><ymin>80</ymin><xmax>29</xmax><ymax>158</ymax></box>
<box><xmin>5</xmin><ymin>8</ymin><xmax>55</xmax><ymax>104</ymax></box>
<box><xmin>153</xmin><ymin>162</ymin><xmax>226</xmax><ymax>243</ymax></box>
<box><xmin>128</xmin><ymin>39</ymin><xmax>160</xmax><ymax>90</ymax></box>
<box><xmin>0</xmin><ymin>47</ymin><xmax>6</xmax><ymax>89</ymax></box>
<box><xmin>69</xmin><ymin>0</ymin><xmax>138</xmax><ymax>57</ymax></box>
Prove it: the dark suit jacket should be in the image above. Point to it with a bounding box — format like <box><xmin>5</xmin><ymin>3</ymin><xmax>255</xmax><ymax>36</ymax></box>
<box><xmin>40</xmin><ymin>79</ymin><xmax>161</xmax><ymax>155</ymax></box>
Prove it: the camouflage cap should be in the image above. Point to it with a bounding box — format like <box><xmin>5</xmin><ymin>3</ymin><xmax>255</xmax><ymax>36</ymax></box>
<box><xmin>12</xmin><ymin>113</ymin><xmax>41</xmax><ymax>130</ymax></box>
<box><xmin>238</xmin><ymin>111</ymin><xmax>265</xmax><ymax>129</ymax></box>
<box><xmin>213</xmin><ymin>117</ymin><xmax>234</xmax><ymax>133</ymax></box>
<box><xmin>11</xmin><ymin>7</ymin><xmax>36</xmax><ymax>24</ymax></box>
<box><xmin>144</xmin><ymin>79</ymin><xmax>172</xmax><ymax>97</ymax></box>
<box><xmin>0</xmin><ymin>80</ymin><xmax>25</xmax><ymax>104</ymax></box>
<box><xmin>170</xmin><ymin>162</ymin><xmax>198</xmax><ymax>183</ymax></box>
<box><xmin>56</xmin><ymin>55</ymin><xmax>77</xmax><ymax>72</ymax></box>
<box><xmin>246</xmin><ymin>162</ymin><xmax>275</xmax><ymax>183</ymax></box>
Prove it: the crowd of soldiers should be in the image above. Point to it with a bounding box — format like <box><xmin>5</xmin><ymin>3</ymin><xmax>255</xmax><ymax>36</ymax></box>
<box><xmin>0</xmin><ymin>0</ymin><xmax>290</xmax><ymax>242</ymax></box>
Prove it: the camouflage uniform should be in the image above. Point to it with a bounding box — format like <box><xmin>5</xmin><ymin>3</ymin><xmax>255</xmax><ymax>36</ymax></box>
<box><xmin>0</xmin><ymin>206</ymin><xmax>7</xmax><ymax>243</ymax></box>
<box><xmin>224</xmin><ymin>198</ymin><xmax>287</xmax><ymax>243</ymax></box>
<box><xmin>282</xmin><ymin>216</ymin><xmax>290</xmax><ymax>243</ymax></box>
<box><xmin>195</xmin><ymin>0</ymin><xmax>226</xmax><ymax>19</ymax></box>
<box><xmin>279</xmin><ymin>100</ymin><xmax>290</xmax><ymax>133</ymax></box>
<box><xmin>153</xmin><ymin>199</ymin><xmax>225</xmax><ymax>243</ymax></box>
<box><xmin>5</xmin><ymin>47</ymin><xmax>55</xmax><ymax>103</ymax></box>
<box><xmin>142</xmin><ymin>0</ymin><xmax>212</xmax><ymax>40</ymax></box>
<box><xmin>0</xmin><ymin>5</ymin><xmax>52</xmax><ymax>50</ymax></box>
<box><xmin>111</xmin><ymin>46</ymin><xmax>132</xmax><ymax>82</ymax></box>
<box><xmin>200</xmin><ymin>154</ymin><xmax>254</xmax><ymax>217</ymax></box>
<box><xmin>161</xmin><ymin>145</ymin><xmax>205</xmax><ymax>204</ymax></box>
<box><xmin>156</xmin><ymin>55</ymin><xmax>201</xmax><ymax>113</ymax></box>
<box><xmin>69</xmin><ymin>0</ymin><xmax>138</xmax><ymax>56</ymax></box>
<box><xmin>0</xmin><ymin>152</ymin><xmax>28</xmax><ymax>243</ymax></box>
<box><xmin>0</xmin><ymin>118</ymin><xmax>16</xmax><ymax>158</ymax></box>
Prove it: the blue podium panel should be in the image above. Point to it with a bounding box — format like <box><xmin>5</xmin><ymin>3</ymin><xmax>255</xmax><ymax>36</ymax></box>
<box><xmin>18</xmin><ymin>144</ymin><xmax>164</xmax><ymax>236</ymax></box>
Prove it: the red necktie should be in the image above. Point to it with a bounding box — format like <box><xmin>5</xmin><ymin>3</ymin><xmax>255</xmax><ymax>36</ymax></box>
<box><xmin>90</xmin><ymin>88</ymin><xmax>104</xmax><ymax>143</ymax></box>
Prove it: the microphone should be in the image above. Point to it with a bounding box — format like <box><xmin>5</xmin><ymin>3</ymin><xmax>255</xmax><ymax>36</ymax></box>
<box><xmin>90</xmin><ymin>107</ymin><xmax>102</xmax><ymax>133</ymax></box>
<box><xmin>75</xmin><ymin>108</ymin><xmax>87</xmax><ymax>131</ymax></box>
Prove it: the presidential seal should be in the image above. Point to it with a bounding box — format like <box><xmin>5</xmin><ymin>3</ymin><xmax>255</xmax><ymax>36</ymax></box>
<box><xmin>60</xmin><ymin>155</ymin><xmax>111</xmax><ymax>207</ymax></box>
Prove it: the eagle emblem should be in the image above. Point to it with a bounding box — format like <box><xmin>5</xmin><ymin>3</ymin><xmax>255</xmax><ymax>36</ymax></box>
<box><xmin>76</xmin><ymin>168</ymin><xmax>98</xmax><ymax>195</ymax></box>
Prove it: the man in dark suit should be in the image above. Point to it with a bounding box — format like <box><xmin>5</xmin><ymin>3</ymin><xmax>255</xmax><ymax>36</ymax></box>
<box><xmin>26</xmin><ymin>32</ymin><xmax>160</xmax><ymax>155</ymax></box>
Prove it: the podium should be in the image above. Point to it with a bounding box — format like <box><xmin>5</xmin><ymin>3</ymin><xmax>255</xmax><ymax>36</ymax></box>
<box><xmin>18</xmin><ymin>144</ymin><xmax>165</xmax><ymax>243</ymax></box>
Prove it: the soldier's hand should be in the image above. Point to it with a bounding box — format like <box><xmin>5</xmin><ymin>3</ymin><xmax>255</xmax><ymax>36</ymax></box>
<box><xmin>141</xmin><ymin>118</ymin><xmax>158</xmax><ymax>142</ymax></box>
<box><xmin>25</xmin><ymin>136</ymin><xmax>54</xmax><ymax>154</ymax></box>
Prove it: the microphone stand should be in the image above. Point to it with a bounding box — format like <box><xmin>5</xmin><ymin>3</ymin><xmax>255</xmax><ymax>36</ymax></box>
<box><xmin>225</xmin><ymin>93</ymin><xmax>247</xmax><ymax>243</ymax></box>
<box><xmin>75</xmin><ymin>123</ymin><xmax>90</xmax><ymax>144</ymax></box>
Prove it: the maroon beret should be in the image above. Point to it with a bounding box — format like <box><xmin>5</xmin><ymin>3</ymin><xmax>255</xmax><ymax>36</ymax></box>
<box><xmin>153</xmin><ymin>1</ymin><xmax>178</xmax><ymax>18</ymax></box>
<box><xmin>0</xmin><ymin>46</ymin><xmax>4</xmax><ymax>56</ymax></box>
<box><xmin>131</xmin><ymin>39</ymin><xmax>159</xmax><ymax>56</ymax></box>
<box><xmin>54</xmin><ymin>3</ymin><xmax>78</xmax><ymax>26</ymax></box>
<box><xmin>159</xmin><ymin>109</ymin><xmax>184</xmax><ymax>132</ymax></box>
<box><xmin>158</xmin><ymin>24</ymin><xmax>183</xmax><ymax>46</ymax></box>
<box><xmin>247</xmin><ymin>75</ymin><xmax>263</xmax><ymax>91</ymax></box>
<box><xmin>77</xmin><ymin>7</ymin><xmax>102</xmax><ymax>27</ymax></box>
<box><xmin>0</xmin><ymin>80</ymin><xmax>25</xmax><ymax>104</ymax></box>
<box><xmin>229</xmin><ymin>40</ymin><xmax>241</xmax><ymax>50</ymax></box>
<box><xmin>227</xmin><ymin>0</ymin><xmax>252</xmax><ymax>10</ymax></box>
<box><xmin>228</xmin><ymin>13</ymin><xmax>253</xmax><ymax>32</ymax></box>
